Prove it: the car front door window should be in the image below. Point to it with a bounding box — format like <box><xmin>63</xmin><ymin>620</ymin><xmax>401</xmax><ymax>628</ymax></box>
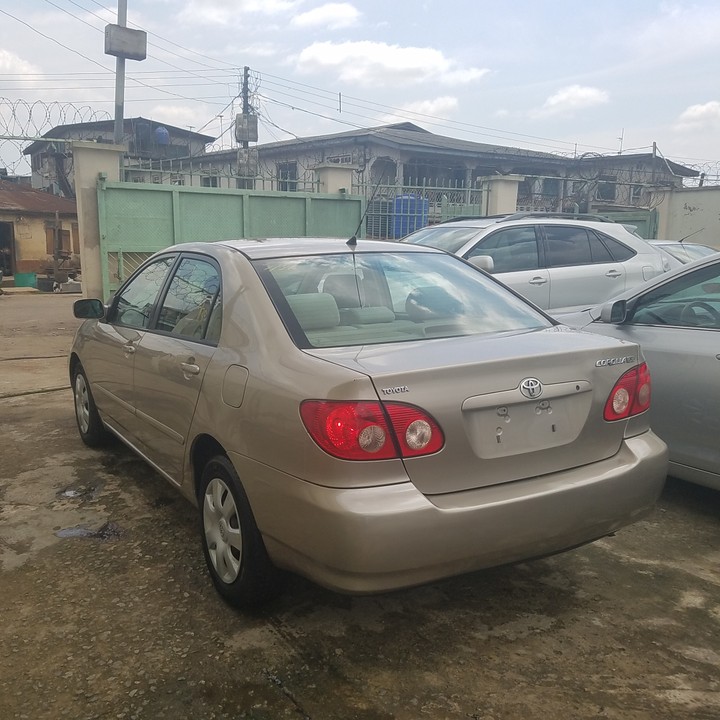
<box><xmin>112</xmin><ymin>257</ymin><xmax>174</xmax><ymax>328</ymax></box>
<box><xmin>630</xmin><ymin>264</ymin><xmax>720</xmax><ymax>328</ymax></box>
<box><xmin>466</xmin><ymin>227</ymin><xmax>539</xmax><ymax>272</ymax></box>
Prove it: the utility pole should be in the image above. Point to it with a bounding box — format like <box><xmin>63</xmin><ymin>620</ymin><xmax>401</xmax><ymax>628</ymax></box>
<box><xmin>242</xmin><ymin>66</ymin><xmax>250</xmax><ymax>151</ymax></box>
<box><xmin>105</xmin><ymin>0</ymin><xmax>147</xmax><ymax>145</ymax></box>
<box><xmin>113</xmin><ymin>0</ymin><xmax>127</xmax><ymax>145</ymax></box>
<box><xmin>651</xmin><ymin>141</ymin><xmax>657</xmax><ymax>184</ymax></box>
<box><xmin>235</xmin><ymin>66</ymin><xmax>258</xmax><ymax>183</ymax></box>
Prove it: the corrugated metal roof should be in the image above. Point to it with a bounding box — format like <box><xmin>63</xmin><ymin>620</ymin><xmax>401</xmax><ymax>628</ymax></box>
<box><xmin>255</xmin><ymin>122</ymin><xmax>562</xmax><ymax>161</ymax></box>
<box><xmin>23</xmin><ymin>116</ymin><xmax>214</xmax><ymax>155</ymax></box>
<box><xmin>0</xmin><ymin>181</ymin><xmax>77</xmax><ymax>215</ymax></box>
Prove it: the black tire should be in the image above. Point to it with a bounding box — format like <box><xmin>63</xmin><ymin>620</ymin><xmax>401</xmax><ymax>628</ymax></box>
<box><xmin>199</xmin><ymin>455</ymin><xmax>282</xmax><ymax>609</ymax></box>
<box><xmin>72</xmin><ymin>363</ymin><xmax>111</xmax><ymax>448</ymax></box>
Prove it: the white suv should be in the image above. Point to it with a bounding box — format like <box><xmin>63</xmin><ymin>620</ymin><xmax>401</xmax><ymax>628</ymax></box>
<box><xmin>401</xmin><ymin>213</ymin><xmax>671</xmax><ymax>312</ymax></box>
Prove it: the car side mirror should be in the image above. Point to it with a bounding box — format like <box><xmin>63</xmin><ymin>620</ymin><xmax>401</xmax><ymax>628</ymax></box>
<box><xmin>599</xmin><ymin>299</ymin><xmax>627</xmax><ymax>324</ymax></box>
<box><xmin>468</xmin><ymin>255</ymin><xmax>494</xmax><ymax>273</ymax></box>
<box><xmin>73</xmin><ymin>298</ymin><xmax>106</xmax><ymax>320</ymax></box>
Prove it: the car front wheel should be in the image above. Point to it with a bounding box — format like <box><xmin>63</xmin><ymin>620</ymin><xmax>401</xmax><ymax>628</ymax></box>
<box><xmin>72</xmin><ymin>363</ymin><xmax>110</xmax><ymax>448</ymax></box>
<box><xmin>199</xmin><ymin>455</ymin><xmax>281</xmax><ymax>609</ymax></box>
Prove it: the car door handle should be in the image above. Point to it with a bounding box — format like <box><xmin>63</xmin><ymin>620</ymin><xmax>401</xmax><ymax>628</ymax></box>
<box><xmin>122</xmin><ymin>343</ymin><xmax>136</xmax><ymax>355</ymax></box>
<box><xmin>605</xmin><ymin>270</ymin><xmax>622</xmax><ymax>278</ymax></box>
<box><xmin>180</xmin><ymin>362</ymin><xmax>200</xmax><ymax>376</ymax></box>
<box><xmin>528</xmin><ymin>277</ymin><xmax>548</xmax><ymax>285</ymax></box>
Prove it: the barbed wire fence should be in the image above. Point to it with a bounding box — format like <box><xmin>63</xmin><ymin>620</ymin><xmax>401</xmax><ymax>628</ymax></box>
<box><xmin>3</xmin><ymin>96</ymin><xmax>720</xmax><ymax>191</ymax></box>
<box><xmin>0</xmin><ymin>98</ymin><xmax>111</xmax><ymax>175</ymax></box>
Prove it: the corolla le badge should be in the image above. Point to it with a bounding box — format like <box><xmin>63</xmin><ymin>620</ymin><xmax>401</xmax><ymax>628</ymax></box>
<box><xmin>595</xmin><ymin>356</ymin><xmax>635</xmax><ymax>367</ymax></box>
<box><xmin>519</xmin><ymin>377</ymin><xmax>543</xmax><ymax>399</ymax></box>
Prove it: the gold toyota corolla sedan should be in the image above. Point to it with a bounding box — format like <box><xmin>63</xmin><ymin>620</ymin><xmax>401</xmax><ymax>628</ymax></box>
<box><xmin>70</xmin><ymin>238</ymin><xmax>668</xmax><ymax>608</ymax></box>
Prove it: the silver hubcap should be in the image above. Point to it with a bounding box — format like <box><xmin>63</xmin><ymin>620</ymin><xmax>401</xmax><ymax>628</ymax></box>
<box><xmin>74</xmin><ymin>374</ymin><xmax>90</xmax><ymax>434</ymax></box>
<box><xmin>203</xmin><ymin>476</ymin><xmax>242</xmax><ymax>583</ymax></box>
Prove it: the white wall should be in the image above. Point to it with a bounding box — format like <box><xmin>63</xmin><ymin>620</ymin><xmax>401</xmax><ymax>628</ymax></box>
<box><xmin>657</xmin><ymin>186</ymin><xmax>720</xmax><ymax>248</ymax></box>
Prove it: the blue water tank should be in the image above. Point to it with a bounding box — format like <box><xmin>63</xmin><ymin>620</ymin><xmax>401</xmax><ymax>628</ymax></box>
<box><xmin>154</xmin><ymin>126</ymin><xmax>170</xmax><ymax>145</ymax></box>
<box><xmin>392</xmin><ymin>194</ymin><xmax>429</xmax><ymax>239</ymax></box>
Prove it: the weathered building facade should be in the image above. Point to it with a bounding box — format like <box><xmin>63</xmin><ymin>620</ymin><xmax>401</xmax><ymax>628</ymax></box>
<box><xmin>0</xmin><ymin>180</ymin><xmax>79</xmax><ymax>276</ymax></box>
<box><xmin>23</xmin><ymin>118</ymin><xmax>213</xmax><ymax>196</ymax></box>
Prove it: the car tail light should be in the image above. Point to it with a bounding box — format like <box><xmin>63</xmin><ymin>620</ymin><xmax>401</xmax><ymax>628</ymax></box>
<box><xmin>300</xmin><ymin>400</ymin><xmax>444</xmax><ymax>461</ymax></box>
<box><xmin>604</xmin><ymin>363</ymin><xmax>651</xmax><ymax>421</ymax></box>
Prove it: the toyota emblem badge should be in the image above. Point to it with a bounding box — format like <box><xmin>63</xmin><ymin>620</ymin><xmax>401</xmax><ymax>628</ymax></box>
<box><xmin>519</xmin><ymin>377</ymin><xmax>543</xmax><ymax>399</ymax></box>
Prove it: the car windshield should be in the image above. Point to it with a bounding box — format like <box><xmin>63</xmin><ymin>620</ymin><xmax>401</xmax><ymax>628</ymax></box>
<box><xmin>683</xmin><ymin>244</ymin><xmax>716</xmax><ymax>260</ymax></box>
<box><xmin>400</xmin><ymin>226</ymin><xmax>483</xmax><ymax>253</ymax></box>
<box><xmin>253</xmin><ymin>251</ymin><xmax>551</xmax><ymax>349</ymax></box>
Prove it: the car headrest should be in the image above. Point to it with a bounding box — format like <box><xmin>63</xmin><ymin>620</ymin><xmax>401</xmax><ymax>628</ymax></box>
<box><xmin>286</xmin><ymin>293</ymin><xmax>340</xmax><ymax>331</ymax></box>
<box><xmin>405</xmin><ymin>286</ymin><xmax>464</xmax><ymax>322</ymax></box>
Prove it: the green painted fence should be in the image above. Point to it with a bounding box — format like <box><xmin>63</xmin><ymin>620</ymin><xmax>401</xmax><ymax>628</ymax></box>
<box><xmin>97</xmin><ymin>178</ymin><xmax>364</xmax><ymax>297</ymax></box>
<box><xmin>601</xmin><ymin>209</ymin><xmax>658</xmax><ymax>239</ymax></box>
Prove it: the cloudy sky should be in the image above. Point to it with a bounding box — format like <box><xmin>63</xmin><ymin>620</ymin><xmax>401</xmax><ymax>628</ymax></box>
<box><xmin>1</xmin><ymin>0</ymin><xmax>720</xmax><ymax>176</ymax></box>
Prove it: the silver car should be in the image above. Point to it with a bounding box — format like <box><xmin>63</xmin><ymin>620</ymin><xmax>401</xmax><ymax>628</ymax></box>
<box><xmin>558</xmin><ymin>253</ymin><xmax>720</xmax><ymax>490</ymax></box>
<box><xmin>70</xmin><ymin>238</ymin><xmax>667</xmax><ymax>607</ymax></box>
<box><xmin>401</xmin><ymin>214</ymin><xmax>671</xmax><ymax>312</ymax></box>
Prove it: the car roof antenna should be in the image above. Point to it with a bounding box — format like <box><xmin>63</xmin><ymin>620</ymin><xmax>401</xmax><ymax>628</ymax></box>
<box><xmin>348</xmin><ymin>173</ymin><xmax>386</xmax><ymax>247</ymax></box>
<box><xmin>678</xmin><ymin>228</ymin><xmax>704</xmax><ymax>243</ymax></box>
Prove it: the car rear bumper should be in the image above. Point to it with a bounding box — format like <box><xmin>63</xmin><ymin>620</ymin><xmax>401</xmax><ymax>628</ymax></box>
<box><xmin>231</xmin><ymin>430</ymin><xmax>668</xmax><ymax>594</ymax></box>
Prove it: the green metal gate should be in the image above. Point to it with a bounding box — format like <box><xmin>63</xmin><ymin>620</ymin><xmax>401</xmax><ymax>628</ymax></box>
<box><xmin>601</xmin><ymin>209</ymin><xmax>658</xmax><ymax>239</ymax></box>
<box><xmin>97</xmin><ymin>178</ymin><xmax>364</xmax><ymax>297</ymax></box>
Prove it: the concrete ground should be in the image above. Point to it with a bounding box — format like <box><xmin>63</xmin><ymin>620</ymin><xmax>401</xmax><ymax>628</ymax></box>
<box><xmin>1</xmin><ymin>292</ymin><xmax>719</xmax><ymax>720</ymax></box>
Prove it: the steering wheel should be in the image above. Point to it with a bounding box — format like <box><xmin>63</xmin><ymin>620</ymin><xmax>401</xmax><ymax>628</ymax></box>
<box><xmin>679</xmin><ymin>301</ymin><xmax>720</xmax><ymax>326</ymax></box>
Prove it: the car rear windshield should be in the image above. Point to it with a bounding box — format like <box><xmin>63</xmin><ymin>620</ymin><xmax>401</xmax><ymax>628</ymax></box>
<box><xmin>253</xmin><ymin>251</ymin><xmax>551</xmax><ymax>349</ymax></box>
<box><xmin>400</xmin><ymin>226</ymin><xmax>483</xmax><ymax>253</ymax></box>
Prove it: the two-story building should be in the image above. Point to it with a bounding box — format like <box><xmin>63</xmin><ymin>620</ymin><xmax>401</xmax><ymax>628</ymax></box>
<box><xmin>23</xmin><ymin>117</ymin><xmax>214</xmax><ymax>196</ymax></box>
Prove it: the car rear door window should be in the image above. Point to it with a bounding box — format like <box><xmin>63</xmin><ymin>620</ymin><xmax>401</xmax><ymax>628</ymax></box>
<box><xmin>465</xmin><ymin>227</ymin><xmax>540</xmax><ymax>272</ymax></box>
<box><xmin>544</xmin><ymin>226</ymin><xmax>593</xmax><ymax>267</ymax></box>
<box><xmin>157</xmin><ymin>257</ymin><xmax>222</xmax><ymax>342</ymax></box>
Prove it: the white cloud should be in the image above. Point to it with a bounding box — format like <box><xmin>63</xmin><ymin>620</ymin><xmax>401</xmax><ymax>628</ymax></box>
<box><xmin>296</xmin><ymin>41</ymin><xmax>488</xmax><ymax>87</ymax></box>
<box><xmin>178</xmin><ymin>0</ymin><xmax>299</xmax><ymax>26</ymax></box>
<box><xmin>0</xmin><ymin>49</ymin><xmax>41</xmax><ymax>75</ymax></box>
<box><xmin>534</xmin><ymin>85</ymin><xmax>609</xmax><ymax>118</ymax></box>
<box><xmin>223</xmin><ymin>42</ymin><xmax>279</xmax><ymax>59</ymax></box>
<box><xmin>292</xmin><ymin>3</ymin><xmax>360</xmax><ymax>30</ymax></box>
<box><xmin>675</xmin><ymin>101</ymin><xmax>720</xmax><ymax>130</ymax></box>
<box><xmin>148</xmin><ymin>104</ymin><xmax>213</xmax><ymax>134</ymax></box>
<box><xmin>382</xmin><ymin>96</ymin><xmax>459</xmax><ymax>124</ymax></box>
<box><xmin>634</xmin><ymin>4</ymin><xmax>720</xmax><ymax>62</ymax></box>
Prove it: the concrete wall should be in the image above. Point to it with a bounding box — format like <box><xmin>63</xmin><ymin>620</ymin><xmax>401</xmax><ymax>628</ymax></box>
<box><xmin>73</xmin><ymin>141</ymin><xmax>125</xmax><ymax>300</ymax></box>
<box><xmin>656</xmin><ymin>186</ymin><xmax>720</xmax><ymax>248</ymax></box>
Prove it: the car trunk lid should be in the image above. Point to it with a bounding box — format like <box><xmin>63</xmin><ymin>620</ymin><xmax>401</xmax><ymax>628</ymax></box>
<box><xmin>308</xmin><ymin>327</ymin><xmax>642</xmax><ymax>495</ymax></box>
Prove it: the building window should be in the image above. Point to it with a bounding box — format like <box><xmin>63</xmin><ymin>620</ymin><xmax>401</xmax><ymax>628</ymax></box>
<box><xmin>631</xmin><ymin>184</ymin><xmax>643</xmax><ymax>202</ymax></box>
<box><xmin>277</xmin><ymin>161</ymin><xmax>298</xmax><ymax>191</ymax></box>
<box><xmin>542</xmin><ymin>177</ymin><xmax>560</xmax><ymax>195</ymax></box>
<box><xmin>236</xmin><ymin>178</ymin><xmax>255</xmax><ymax>190</ymax></box>
<box><xmin>597</xmin><ymin>175</ymin><xmax>617</xmax><ymax>201</ymax></box>
<box><xmin>72</xmin><ymin>223</ymin><xmax>80</xmax><ymax>254</ymax></box>
<box><xmin>170</xmin><ymin>174</ymin><xmax>184</xmax><ymax>186</ymax></box>
<box><xmin>45</xmin><ymin>226</ymin><xmax>71</xmax><ymax>255</ymax></box>
<box><xmin>201</xmin><ymin>176</ymin><xmax>219</xmax><ymax>188</ymax></box>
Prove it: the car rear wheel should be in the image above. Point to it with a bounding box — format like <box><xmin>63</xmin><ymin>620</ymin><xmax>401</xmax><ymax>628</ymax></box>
<box><xmin>199</xmin><ymin>455</ymin><xmax>281</xmax><ymax>609</ymax></box>
<box><xmin>72</xmin><ymin>364</ymin><xmax>110</xmax><ymax>448</ymax></box>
